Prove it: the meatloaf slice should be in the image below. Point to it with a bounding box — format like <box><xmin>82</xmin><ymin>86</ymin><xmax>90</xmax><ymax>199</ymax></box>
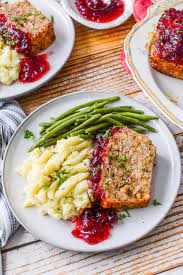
<box><xmin>0</xmin><ymin>0</ymin><xmax>55</xmax><ymax>56</ymax></box>
<box><xmin>150</xmin><ymin>34</ymin><xmax>183</xmax><ymax>80</ymax></box>
<box><xmin>100</xmin><ymin>127</ymin><xmax>156</xmax><ymax>210</ymax></box>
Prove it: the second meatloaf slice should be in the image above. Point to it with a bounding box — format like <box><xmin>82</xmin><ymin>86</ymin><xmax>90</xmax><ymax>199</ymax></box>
<box><xmin>0</xmin><ymin>0</ymin><xmax>55</xmax><ymax>56</ymax></box>
<box><xmin>100</xmin><ymin>127</ymin><xmax>156</xmax><ymax>210</ymax></box>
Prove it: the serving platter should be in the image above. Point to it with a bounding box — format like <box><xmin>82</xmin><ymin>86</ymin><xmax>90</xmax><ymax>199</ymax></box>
<box><xmin>2</xmin><ymin>91</ymin><xmax>181</xmax><ymax>252</ymax></box>
<box><xmin>124</xmin><ymin>0</ymin><xmax>183</xmax><ymax>129</ymax></box>
<box><xmin>0</xmin><ymin>0</ymin><xmax>75</xmax><ymax>100</ymax></box>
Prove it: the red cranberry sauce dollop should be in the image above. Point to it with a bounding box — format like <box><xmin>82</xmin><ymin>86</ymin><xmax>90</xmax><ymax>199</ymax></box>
<box><xmin>75</xmin><ymin>0</ymin><xmax>125</xmax><ymax>23</ymax></box>
<box><xmin>19</xmin><ymin>54</ymin><xmax>50</xmax><ymax>83</ymax></box>
<box><xmin>155</xmin><ymin>8</ymin><xmax>183</xmax><ymax>64</ymax></box>
<box><xmin>0</xmin><ymin>14</ymin><xmax>31</xmax><ymax>56</ymax></box>
<box><xmin>72</xmin><ymin>205</ymin><xmax>117</xmax><ymax>244</ymax></box>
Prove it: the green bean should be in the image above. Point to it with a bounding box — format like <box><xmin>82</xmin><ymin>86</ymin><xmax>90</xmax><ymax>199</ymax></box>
<box><xmin>78</xmin><ymin>134</ymin><xmax>94</xmax><ymax>140</ymax></box>
<box><xmin>106</xmin><ymin>118</ymin><xmax>123</xmax><ymax>127</ymax></box>
<box><xmin>121</xmin><ymin>112</ymin><xmax>158</xmax><ymax>121</ymax></box>
<box><xmin>85</xmin><ymin>122</ymin><xmax>110</xmax><ymax>133</ymax></box>
<box><xmin>93</xmin><ymin>107</ymin><xmax>144</xmax><ymax>114</ymax></box>
<box><xmin>71</xmin><ymin>114</ymin><xmax>101</xmax><ymax>132</ymax></box>
<box><xmin>129</xmin><ymin>127</ymin><xmax>148</xmax><ymax>133</ymax></box>
<box><xmin>39</xmin><ymin>122</ymin><xmax>52</xmax><ymax>127</ymax></box>
<box><xmin>110</xmin><ymin>114</ymin><xmax>156</xmax><ymax>132</ymax></box>
<box><xmin>52</xmin><ymin>96</ymin><xmax>120</xmax><ymax>122</ymax></box>
<box><xmin>70</xmin><ymin>129</ymin><xmax>86</xmax><ymax>137</ymax></box>
<box><xmin>45</xmin><ymin>101</ymin><xmax>108</xmax><ymax>134</ymax></box>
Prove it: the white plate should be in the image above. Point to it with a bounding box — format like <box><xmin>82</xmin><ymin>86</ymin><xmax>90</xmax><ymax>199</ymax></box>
<box><xmin>61</xmin><ymin>0</ymin><xmax>133</xmax><ymax>29</ymax></box>
<box><xmin>2</xmin><ymin>91</ymin><xmax>181</xmax><ymax>252</ymax></box>
<box><xmin>0</xmin><ymin>0</ymin><xmax>75</xmax><ymax>100</ymax></box>
<box><xmin>124</xmin><ymin>0</ymin><xmax>183</xmax><ymax>129</ymax></box>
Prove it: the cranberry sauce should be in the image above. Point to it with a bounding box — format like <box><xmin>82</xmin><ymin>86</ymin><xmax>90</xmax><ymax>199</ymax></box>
<box><xmin>0</xmin><ymin>14</ymin><xmax>31</xmax><ymax>56</ymax></box>
<box><xmin>75</xmin><ymin>0</ymin><xmax>125</xmax><ymax>23</ymax></box>
<box><xmin>72</xmin><ymin>205</ymin><xmax>117</xmax><ymax>244</ymax></box>
<box><xmin>89</xmin><ymin>127</ymin><xmax>121</xmax><ymax>200</ymax></box>
<box><xmin>19</xmin><ymin>54</ymin><xmax>50</xmax><ymax>83</ymax></box>
<box><xmin>89</xmin><ymin>132</ymin><xmax>109</xmax><ymax>200</ymax></box>
<box><xmin>155</xmin><ymin>8</ymin><xmax>183</xmax><ymax>64</ymax></box>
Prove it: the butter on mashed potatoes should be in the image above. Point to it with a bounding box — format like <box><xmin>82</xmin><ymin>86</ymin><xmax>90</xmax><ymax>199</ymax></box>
<box><xmin>0</xmin><ymin>37</ymin><xmax>20</xmax><ymax>85</ymax></box>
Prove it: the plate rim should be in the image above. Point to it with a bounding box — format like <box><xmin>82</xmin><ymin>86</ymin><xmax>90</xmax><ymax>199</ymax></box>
<box><xmin>0</xmin><ymin>0</ymin><xmax>75</xmax><ymax>100</ymax></box>
<box><xmin>124</xmin><ymin>0</ymin><xmax>183</xmax><ymax>130</ymax></box>
<box><xmin>2</xmin><ymin>91</ymin><xmax>182</xmax><ymax>252</ymax></box>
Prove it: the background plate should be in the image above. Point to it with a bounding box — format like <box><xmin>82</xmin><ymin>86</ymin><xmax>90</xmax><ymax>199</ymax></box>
<box><xmin>124</xmin><ymin>0</ymin><xmax>183</xmax><ymax>129</ymax></box>
<box><xmin>3</xmin><ymin>91</ymin><xmax>181</xmax><ymax>252</ymax></box>
<box><xmin>0</xmin><ymin>0</ymin><xmax>75</xmax><ymax>100</ymax></box>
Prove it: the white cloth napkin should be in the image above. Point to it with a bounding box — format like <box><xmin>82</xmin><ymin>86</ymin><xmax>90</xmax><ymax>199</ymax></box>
<box><xmin>0</xmin><ymin>100</ymin><xmax>25</xmax><ymax>247</ymax></box>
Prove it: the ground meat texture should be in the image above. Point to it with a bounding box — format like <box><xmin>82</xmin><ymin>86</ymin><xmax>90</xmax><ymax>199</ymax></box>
<box><xmin>0</xmin><ymin>0</ymin><xmax>55</xmax><ymax>56</ymax></box>
<box><xmin>100</xmin><ymin>127</ymin><xmax>156</xmax><ymax>210</ymax></box>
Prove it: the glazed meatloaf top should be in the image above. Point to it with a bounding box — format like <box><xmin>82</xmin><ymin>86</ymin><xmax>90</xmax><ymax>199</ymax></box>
<box><xmin>0</xmin><ymin>0</ymin><xmax>55</xmax><ymax>56</ymax></box>
<box><xmin>100</xmin><ymin>127</ymin><xmax>156</xmax><ymax>210</ymax></box>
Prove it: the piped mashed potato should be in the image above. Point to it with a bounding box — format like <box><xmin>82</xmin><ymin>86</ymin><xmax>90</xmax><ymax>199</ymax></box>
<box><xmin>16</xmin><ymin>136</ymin><xmax>94</xmax><ymax>220</ymax></box>
<box><xmin>0</xmin><ymin>37</ymin><xmax>20</xmax><ymax>85</ymax></box>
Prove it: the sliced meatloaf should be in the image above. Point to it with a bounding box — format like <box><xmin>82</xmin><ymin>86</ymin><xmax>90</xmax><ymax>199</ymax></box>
<box><xmin>0</xmin><ymin>0</ymin><xmax>55</xmax><ymax>56</ymax></box>
<box><xmin>100</xmin><ymin>127</ymin><xmax>156</xmax><ymax>210</ymax></box>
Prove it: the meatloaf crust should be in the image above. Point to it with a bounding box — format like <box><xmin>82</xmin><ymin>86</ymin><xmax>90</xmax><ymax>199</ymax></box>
<box><xmin>0</xmin><ymin>0</ymin><xmax>55</xmax><ymax>56</ymax></box>
<box><xmin>150</xmin><ymin>34</ymin><xmax>183</xmax><ymax>80</ymax></box>
<box><xmin>100</xmin><ymin>127</ymin><xmax>156</xmax><ymax>211</ymax></box>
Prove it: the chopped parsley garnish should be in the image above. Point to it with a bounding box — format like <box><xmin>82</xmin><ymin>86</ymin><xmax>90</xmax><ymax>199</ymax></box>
<box><xmin>13</xmin><ymin>16</ymin><xmax>18</xmax><ymax>22</ymax></box>
<box><xmin>26</xmin><ymin>13</ymin><xmax>32</xmax><ymax>17</ymax></box>
<box><xmin>162</xmin><ymin>14</ymin><xmax>167</xmax><ymax>18</ymax></box>
<box><xmin>180</xmin><ymin>30</ymin><xmax>183</xmax><ymax>32</ymax></box>
<box><xmin>3</xmin><ymin>32</ymin><xmax>9</xmax><ymax>38</ymax></box>
<box><xmin>0</xmin><ymin>37</ymin><xmax>4</xmax><ymax>43</ymax></box>
<box><xmin>50</xmin><ymin>15</ymin><xmax>54</xmax><ymax>24</ymax></box>
<box><xmin>104</xmin><ymin>173</ymin><xmax>108</xmax><ymax>177</ymax></box>
<box><xmin>118</xmin><ymin>213</ymin><xmax>127</xmax><ymax>220</ymax></box>
<box><xmin>55</xmin><ymin>172</ymin><xmax>68</xmax><ymax>185</ymax></box>
<box><xmin>42</xmin><ymin>184</ymin><xmax>49</xmax><ymax>190</ymax></box>
<box><xmin>153</xmin><ymin>198</ymin><xmax>162</xmax><ymax>206</ymax></box>
<box><xmin>119</xmin><ymin>155</ymin><xmax>128</xmax><ymax>167</ymax></box>
<box><xmin>141</xmin><ymin>168</ymin><xmax>145</xmax><ymax>172</ymax></box>
<box><xmin>16</xmin><ymin>25</ymin><xmax>21</xmax><ymax>30</ymax></box>
<box><xmin>104</xmin><ymin>181</ymin><xmax>108</xmax><ymax>188</ymax></box>
<box><xmin>102</xmin><ymin>129</ymin><xmax>111</xmax><ymax>139</ymax></box>
<box><xmin>20</xmin><ymin>16</ymin><xmax>27</xmax><ymax>22</ymax></box>
<box><xmin>24</xmin><ymin>129</ymin><xmax>34</xmax><ymax>139</ymax></box>
<box><xmin>109</xmin><ymin>155</ymin><xmax>116</xmax><ymax>161</ymax></box>
<box><xmin>125</xmin><ymin>209</ymin><xmax>131</xmax><ymax>217</ymax></box>
<box><xmin>9</xmin><ymin>40</ymin><xmax>16</xmax><ymax>45</ymax></box>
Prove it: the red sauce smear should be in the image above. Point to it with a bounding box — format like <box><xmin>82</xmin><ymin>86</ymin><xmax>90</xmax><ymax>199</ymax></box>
<box><xmin>0</xmin><ymin>14</ymin><xmax>31</xmax><ymax>56</ymax></box>
<box><xmin>19</xmin><ymin>54</ymin><xmax>50</xmax><ymax>83</ymax></box>
<box><xmin>155</xmin><ymin>8</ymin><xmax>183</xmax><ymax>64</ymax></box>
<box><xmin>75</xmin><ymin>0</ymin><xmax>125</xmax><ymax>23</ymax></box>
<box><xmin>72</xmin><ymin>205</ymin><xmax>117</xmax><ymax>244</ymax></box>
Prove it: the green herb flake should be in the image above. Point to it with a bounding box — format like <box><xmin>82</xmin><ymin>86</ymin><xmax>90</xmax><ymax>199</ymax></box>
<box><xmin>42</xmin><ymin>184</ymin><xmax>49</xmax><ymax>190</ymax></box>
<box><xmin>3</xmin><ymin>32</ymin><xmax>9</xmax><ymax>38</ymax></box>
<box><xmin>141</xmin><ymin>168</ymin><xmax>145</xmax><ymax>172</ymax></box>
<box><xmin>104</xmin><ymin>181</ymin><xmax>108</xmax><ymax>188</ymax></box>
<box><xmin>102</xmin><ymin>129</ymin><xmax>111</xmax><ymax>139</ymax></box>
<box><xmin>153</xmin><ymin>198</ymin><xmax>162</xmax><ymax>206</ymax></box>
<box><xmin>20</xmin><ymin>16</ymin><xmax>27</xmax><ymax>22</ymax></box>
<box><xmin>12</xmin><ymin>16</ymin><xmax>18</xmax><ymax>22</ymax></box>
<box><xmin>0</xmin><ymin>37</ymin><xmax>4</xmax><ymax>43</ymax></box>
<box><xmin>118</xmin><ymin>213</ymin><xmax>127</xmax><ymax>220</ymax></box>
<box><xmin>16</xmin><ymin>25</ymin><xmax>21</xmax><ymax>30</ymax></box>
<box><xmin>26</xmin><ymin>13</ymin><xmax>32</xmax><ymax>17</ymax></box>
<box><xmin>125</xmin><ymin>209</ymin><xmax>131</xmax><ymax>217</ymax></box>
<box><xmin>109</xmin><ymin>155</ymin><xmax>116</xmax><ymax>161</ymax></box>
<box><xmin>9</xmin><ymin>40</ymin><xmax>16</xmax><ymax>45</ymax></box>
<box><xmin>55</xmin><ymin>172</ymin><xmax>68</xmax><ymax>185</ymax></box>
<box><xmin>104</xmin><ymin>173</ymin><xmax>108</xmax><ymax>177</ymax></box>
<box><xmin>24</xmin><ymin>129</ymin><xmax>34</xmax><ymax>139</ymax></box>
<box><xmin>50</xmin><ymin>15</ymin><xmax>54</xmax><ymax>24</ymax></box>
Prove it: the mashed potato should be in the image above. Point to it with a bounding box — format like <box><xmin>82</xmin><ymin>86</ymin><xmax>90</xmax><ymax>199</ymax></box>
<box><xmin>0</xmin><ymin>37</ymin><xmax>20</xmax><ymax>85</ymax></box>
<box><xmin>16</xmin><ymin>136</ymin><xmax>94</xmax><ymax>220</ymax></box>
